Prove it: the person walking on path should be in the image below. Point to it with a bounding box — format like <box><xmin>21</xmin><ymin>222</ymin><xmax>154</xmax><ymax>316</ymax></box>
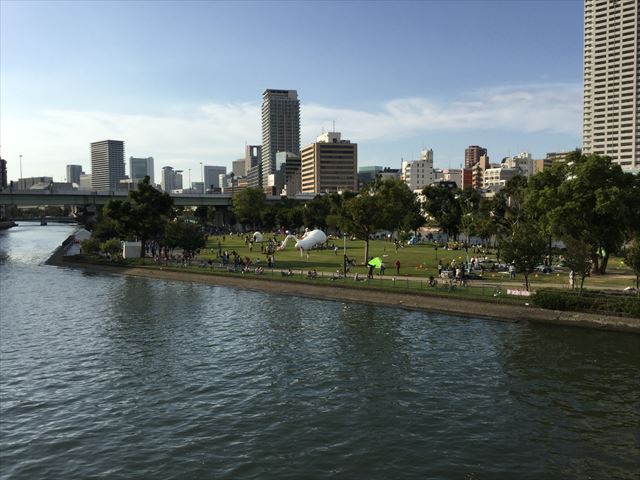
<box><xmin>380</xmin><ymin>263</ymin><xmax>386</xmax><ymax>276</ymax></box>
<box><xmin>509</xmin><ymin>263</ymin><xmax>516</xmax><ymax>279</ymax></box>
<box><xmin>395</xmin><ymin>259</ymin><xmax>401</xmax><ymax>275</ymax></box>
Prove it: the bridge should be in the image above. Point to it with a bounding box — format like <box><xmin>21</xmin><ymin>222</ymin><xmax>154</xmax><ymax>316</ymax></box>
<box><xmin>0</xmin><ymin>191</ymin><xmax>234</xmax><ymax>207</ymax></box>
<box><xmin>0</xmin><ymin>190</ymin><xmax>314</xmax><ymax>208</ymax></box>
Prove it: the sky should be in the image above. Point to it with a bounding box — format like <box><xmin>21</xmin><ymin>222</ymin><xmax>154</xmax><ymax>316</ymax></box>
<box><xmin>0</xmin><ymin>0</ymin><xmax>584</xmax><ymax>182</ymax></box>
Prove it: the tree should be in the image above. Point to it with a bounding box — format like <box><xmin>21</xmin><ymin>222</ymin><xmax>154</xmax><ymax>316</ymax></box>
<box><xmin>338</xmin><ymin>188</ymin><xmax>382</xmax><ymax>263</ymax></box>
<box><xmin>232</xmin><ymin>188</ymin><xmax>265</xmax><ymax>228</ymax></box>
<box><xmin>194</xmin><ymin>206</ymin><xmax>210</xmax><ymax>225</ymax></box>
<box><xmin>457</xmin><ymin>188</ymin><xmax>481</xmax><ymax>243</ymax></box>
<box><xmin>303</xmin><ymin>195</ymin><xmax>331</xmax><ymax>230</ymax></box>
<box><xmin>376</xmin><ymin>178</ymin><xmax>424</xmax><ymax>235</ymax></box>
<box><xmin>100</xmin><ymin>238</ymin><xmax>122</xmax><ymax>259</ymax></box>
<box><xmin>528</xmin><ymin>153</ymin><xmax>636</xmax><ymax>274</ymax></box>
<box><xmin>81</xmin><ymin>237</ymin><xmax>101</xmax><ymax>255</ymax></box>
<box><xmin>562</xmin><ymin>235</ymin><xmax>593</xmax><ymax>292</ymax></box>
<box><xmin>623</xmin><ymin>237</ymin><xmax>640</xmax><ymax>292</ymax></box>
<box><xmin>101</xmin><ymin>177</ymin><xmax>174</xmax><ymax>257</ymax></box>
<box><xmin>422</xmin><ymin>184</ymin><xmax>462</xmax><ymax>239</ymax></box>
<box><xmin>163</xmin><ymin>221</ymin><xmax>207</xmax><ymax>258</ymax></box>
<box><xmin>498</xmin><ymin>217</ymin><xmax>546</xmax><ymax>291</ymax></box>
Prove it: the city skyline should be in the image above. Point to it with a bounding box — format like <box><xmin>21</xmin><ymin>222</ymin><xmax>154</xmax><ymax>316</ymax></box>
<box><xmin>1</xmin><ymin>1</ymin><xmax>584</xmax><ymax>180</ymax></box>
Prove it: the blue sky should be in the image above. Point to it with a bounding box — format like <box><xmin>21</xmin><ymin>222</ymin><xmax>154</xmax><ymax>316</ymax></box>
<box><xmin>1</xmin><ymin>0</ymin><xmax>584</xmax><ymax>181</ymax></box>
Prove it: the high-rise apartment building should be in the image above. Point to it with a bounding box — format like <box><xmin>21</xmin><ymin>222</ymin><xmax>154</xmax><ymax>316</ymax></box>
<box><xmin>300</xmin><ymin>132</ymin><xmax>357</xmax><ymax>194</ymax></box>
<box><xmin>91</xmin><ymin>140</ymin><xmax>125</xmax><ymax>191</ymax></box>
<box><xmin>583</xmin><ymin>0</ymin><xmax>638</xmax><ymax>171</ymax></box>
<box><xmin>464</xmin><ymin>145</ymin><xmax>487</xmax><ymax>169</ymax></box>
<box><xmin>261</xmin><ymin>89</ymin><xmax>300</xmax><ymax>186</ymax></box>
<box><xmin>66</xmin><ymin>164</ymin><xmax>83</xmax><ymax>184</ymax></box>
<box><xmin>129</xmin><ymin>157</ymin><xmax>154</xmax><ymax>183</ymax></box>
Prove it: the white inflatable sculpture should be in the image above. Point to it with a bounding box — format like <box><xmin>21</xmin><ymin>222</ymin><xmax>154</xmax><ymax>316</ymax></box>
<box><xmin>253</xmin><ymin>232</ymin><xmax>263</xmax><ymax>243</ymax></box>
<box><xmin>278</xmin><ymin>234</ymin><xmax>299</xmax><ymax>251</ymax></box>
<box><xmin>277</xmin><ymin>229</ymin><xmax>327</xmax><ymax>255</ymax></box>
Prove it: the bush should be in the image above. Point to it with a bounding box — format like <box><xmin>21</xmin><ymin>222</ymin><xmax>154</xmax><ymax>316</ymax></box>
<box><xmin>533</xmin><ymin>289</ymin><xmax>640</xmax><ymax>318</ymax></box>
<box><xmin>81</xmin><ymin>238</ymin><xmax>101</xmax><ymax>255</ymax></box>
<box><xmin>100</xmin><ymin>238</ymin><xmax>122</xmax><ymax>258</ymax></box>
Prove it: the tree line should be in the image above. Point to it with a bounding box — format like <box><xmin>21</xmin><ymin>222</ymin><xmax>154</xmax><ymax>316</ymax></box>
<box><xmin>85</xmin><ymin>153</ymin><xmax>640</xmax><ymax>291</ymax></box>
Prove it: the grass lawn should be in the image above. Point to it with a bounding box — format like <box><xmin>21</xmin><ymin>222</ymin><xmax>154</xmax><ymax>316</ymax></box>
<box><xmin>190</xmin><ymin>233</ymin><xmax>637</xmax><ymax>292</ymax></box>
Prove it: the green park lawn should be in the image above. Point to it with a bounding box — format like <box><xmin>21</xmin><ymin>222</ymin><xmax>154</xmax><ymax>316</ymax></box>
<box><xmin>183</xmin><ymin>233</ymin><xmax>636</xmax><ymax>293</ymax></box>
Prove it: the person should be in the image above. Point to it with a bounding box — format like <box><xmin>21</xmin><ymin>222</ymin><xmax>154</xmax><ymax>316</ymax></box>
<box><xmin>428</xmin><ymin>275</ymin><xmax>437</xmax><ymax>287</ymax></box>
<box><xmin>509</xmin><ymin>263</ymin><xmax>516</xmax><ymax>279</ymax></box>
<box><xmin>569</xmin><ymin>270</ymin><xmax>576</xmax><ymax>289</ymax></box>
<box><xmin>380</xmin><ymin>263</ymin><xmax>386</xmax><ymax>276</ymax></box>
<box><xmin>367</xmin><ymin>264</ymin><xmax>374</xmax><ymax>279</ymax></box>
<box><xmin>395</xmin><ymin>259</ymin><xmax>401</xmax><ymax>275</ymax></box>
<box><xmin>334</xmin><ymin>245</ymin><xmax>338</xmax><ymax>255</ymax></box>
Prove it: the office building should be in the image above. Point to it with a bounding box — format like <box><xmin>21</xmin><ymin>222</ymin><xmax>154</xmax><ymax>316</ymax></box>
<box><xmin>300</xmin><ymin>132</ymin><xmax>357</xmax><ymax>194</ymax></box>
<box><xmin>358</xmin><ymin>166</ymin><xmax>383</xmax><ymax>188</ymax></box>
<box><xmin>161</xmin><ymin>166</ymin><xmax>176</xmax><ymax>192</ymax></box>
<box><xmin>232</xmin><ymin>159</ymin><xmax>246</xmax><ymax>177</ymax></box>
<box><xmin>91</xmin><ymin>140</ymin><xmax>125</xmax><ymax>191</ymax></box>
<box><xmin>583</xmin><ymin>0</ymin><xmax>638</xmax><ymax>171</ymax></box>
<box><xmin>270</xmin><ymin>151</ymin><xmax>301</xmax><ymax>196</ymax></box>
<box><xmin>465</xmin><ymin>146</ymin><xmax>487</xmax><ymax>169</ymax></box>
<box><xmin>502</xmin><ymin>152</ymin><xmax>534</xmax><ymax>177</ymax></box>
<box><xmin>66</xmin><ymin>164</ymin><xmax>83</xmax><ymax>184</ymax></box>
<box><xmin>129</xmin><ymin>157</ymin><xmax>154</xmax><ymax>183</ymax></box>
<box><xmin>402</xmin><ymin>149</ymin><xmax>435</xmax><ymax>191</ymax></box>
<box><xmin>79</xmin><ymin>174</ymin><xmax>92</xmax><ymax>191</ymax></box>
<box><xmin>261</xmin><ymin>89</ymin><xmax>300</xmax><ymax>186</ymax></box>
<box><xmin>0</xmin><ymin>158</ymin><xmax>7</xmax><ymax>189</ymax></box>
<box><xmin>203</xmin><ymin>166</ymin><xmax>226</xmax><ymax>191</ymax></box>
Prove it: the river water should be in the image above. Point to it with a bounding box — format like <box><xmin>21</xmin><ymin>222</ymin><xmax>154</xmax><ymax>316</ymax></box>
<box><xmin>0</xmin><ymin>224</ymin><xmax>638</xmax><ymax>479</ymax></box>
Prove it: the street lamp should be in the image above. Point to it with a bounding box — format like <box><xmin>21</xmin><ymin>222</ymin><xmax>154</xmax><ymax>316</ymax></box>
<box><xmin>19</xmin><ymin>155</ymin><xmax>23</xmax><ymax>181</ymax></box>
<box><xmin>343</xmin><ymin>232</ymin><xmax>348</xmax><ymax>277</ymax></box>
<box><xmin>188</xmin><ymin>168</ymin><xmax>191</xmax><ymax>191</ymax></box>
<box><xmin>200</xmin><ymin>162</ymin><xmax>204</xmax><ymax>194</ymax></box>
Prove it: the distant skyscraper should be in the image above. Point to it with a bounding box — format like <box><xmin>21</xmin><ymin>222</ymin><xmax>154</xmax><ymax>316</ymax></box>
<box><xmin>583</xmin><ymin>0</ymin><xmax>638</xmax><ymax>171</ymax></box>
<box><xmin>203</xmin><ymin>165</ymin><xmax>226</xmax><ymax>190</ymax></box>
<box><xmin>66</xmin><ymin>164</ymin><xmax>83</xmax><ymax>184</ymax></box>
<box><xmin>0</xmin><ymin>158</ymin><xmax>7</xmax><ymax>189</ymax></box>
<box><xmin>91</xmin><ymin>140</ymin><xmax>125</xmax><ymax>191</ymax></box>
<box><xmin>161</xmin><ymin>166</ymin><xmax>175</xmax><ymax>192</ymax></box>
<box><xmin>261</xmin><ymin>89</ymin><xmax>300</xmax><ymax>186</ymax></box>
<box><xmin>129</xmin><ymin>157</ymin><xmax>154</xmax><ymax>183</ymax></box>
<box><xmin>464</xmin><ymin>146</ymin><xmax>487</xmax><ymax>169</ymax></box>
<box><xmin>232</xmin><ymin>159</ymin><xmax>246</xmax><ymax>177</ymax></box>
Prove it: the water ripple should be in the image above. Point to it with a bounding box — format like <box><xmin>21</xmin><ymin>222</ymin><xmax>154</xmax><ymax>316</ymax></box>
<box><xmin>1</xmin><ymin>226</ymin><xmax>639</xmax><ymax>479</ymax></box>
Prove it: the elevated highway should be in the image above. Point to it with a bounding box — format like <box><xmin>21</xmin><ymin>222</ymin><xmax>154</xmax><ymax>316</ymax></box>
<box><xmin>0</xmin><ymin>191</ymin><xmax>234</xmax><ymax>207</ymax></box>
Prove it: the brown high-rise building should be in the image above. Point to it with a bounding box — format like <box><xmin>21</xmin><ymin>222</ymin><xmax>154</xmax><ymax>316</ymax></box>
<box><xmin>300</xmin><ymin>132</ymin><xmax>357</xmax><ymax>194</ymax></box>
<box><xmin>464</xmin><ymin>145</ymin><xmax>487</xmax><ymax>169</ymax></box>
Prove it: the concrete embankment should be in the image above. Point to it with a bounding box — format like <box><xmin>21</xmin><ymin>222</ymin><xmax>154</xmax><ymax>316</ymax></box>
<box><xmin>0</xmin><ymin>221</ymin><xmax>17</xmax><ymax>230</ymax></box>
<box><xmin>48</xmin><ymin>253</ymin><xmax>640</xmax><ymax>334</ymax></box>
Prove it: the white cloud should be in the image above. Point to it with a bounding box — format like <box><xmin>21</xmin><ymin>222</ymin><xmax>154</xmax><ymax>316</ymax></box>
<box><xmin>0</xmin><ymin>83</ymin><xmax>581</xmax><ymax>179</ymax></box>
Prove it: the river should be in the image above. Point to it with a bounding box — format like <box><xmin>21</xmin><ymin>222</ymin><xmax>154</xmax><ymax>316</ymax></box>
<box><xmin>0</xmin><ymin>224</ymin><xmax>638</xmax><ymax>479</ymax></box>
